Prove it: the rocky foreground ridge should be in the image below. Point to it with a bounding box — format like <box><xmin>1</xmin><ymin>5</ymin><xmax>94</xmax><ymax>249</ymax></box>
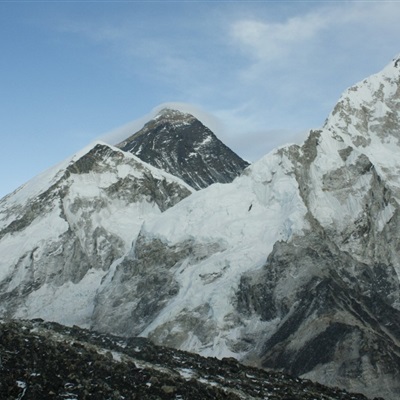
<box><xmin>0</xmin><ymin>319</ymin><xmax>381</xmax><ymax>400</ymax></box>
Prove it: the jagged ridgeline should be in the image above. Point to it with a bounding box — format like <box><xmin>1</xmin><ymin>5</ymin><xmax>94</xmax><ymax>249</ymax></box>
<box><xmin>1</xmin><ymin>56</ymin><xmax>400</xmax><ymax>400</ymax></box>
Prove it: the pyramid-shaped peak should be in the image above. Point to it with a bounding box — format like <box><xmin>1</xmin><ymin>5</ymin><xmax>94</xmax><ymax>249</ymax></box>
<box><xmin>117</xmin><ymin>107</ymin><xmax>250</xmax><ymax>189</ymax></box>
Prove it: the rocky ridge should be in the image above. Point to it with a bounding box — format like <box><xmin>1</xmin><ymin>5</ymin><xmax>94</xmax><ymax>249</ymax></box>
<box><xmin>117</xmin><ymin>108</ymin><xmax>250</xmax><ymax>190</ymax></box>
<box><xmin>0</xmin><ymin>318</ymin><xmax>380</xmax><ymax>400</ymax></box>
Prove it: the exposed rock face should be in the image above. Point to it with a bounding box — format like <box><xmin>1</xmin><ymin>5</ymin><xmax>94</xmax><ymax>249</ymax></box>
<box><xmin>0</xmin><ymin>319</ymin><xmax>379</xmax><ymax>400</ymax></box>
<box><xmin>237</xmin><ymin>233</ymin><xmax>400</xmax><ymax>398</ymax></box>
<box><xmin>92</xmin><ymin>233</ymin><xmax>225</xmax><ymax>338</ymax></box>
<box><xmin>0</xmin><ymin>143</ymin><xmax>192</xmax><ymax>327</ymax></box>
<box><xmin>117</xmin><ymin>108</ymin><xmax>250</xmax><ymax>189</ymax></box>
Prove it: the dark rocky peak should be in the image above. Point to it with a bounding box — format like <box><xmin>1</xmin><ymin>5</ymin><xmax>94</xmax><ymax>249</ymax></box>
<box><xmin>120</xmin><ymin>109</ymin><xmax>197</xmax><ymax>143</ymax></box>
<box><xmin>116</xmin><ymin>108</ymin><xmax>250</xmax><ymax>190</ymax></box>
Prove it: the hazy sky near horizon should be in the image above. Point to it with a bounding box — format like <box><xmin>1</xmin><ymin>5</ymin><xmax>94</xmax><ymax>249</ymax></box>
<box><xmin>1</xmin><ymin>0</ymin><xmax>400</xmax><ymax>198</ymax></box>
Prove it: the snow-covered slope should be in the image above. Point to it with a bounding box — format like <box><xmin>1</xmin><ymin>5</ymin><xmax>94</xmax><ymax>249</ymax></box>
<box><xmin>0</xmin><ymin>142</ymin><xmax>192</xmax><ymax>327</ymax></box>
<box><xmin>91</xmin><ymin>57</ymin><xmax>400</xmax><ymax>400</ymax></box>
<box><xmin>325</xmin><ymin>58</ymin><xmax>400</xmax><ymax>197</ymax></box>
<box><xmin>91</xmin><ymin>149</ymin><xmax>309</xmax><ymax>345</ymax></box>
<box><xmin>117</xmin><ymin>108</ymin><xmax>250</xmax><ymax>190</ymax></box>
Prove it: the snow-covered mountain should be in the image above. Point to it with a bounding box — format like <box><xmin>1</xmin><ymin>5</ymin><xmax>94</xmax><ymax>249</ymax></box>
<box><xmin>1</xmin><ymin>57</ymin><xmax>400</xmax><ymax>399</ymax></box>
<box><xmin>0</xmin><ymin>143</ymin><xmax>192</xmax><ymax>326</ymax></box>
<box><xmin>92</xmin><ymin>57</ymin><xmax>400</xmax><ymax>400</ymax></box>
<box><xmin>116</xmin><ymin>108</ymin><xmax>250</xmax><ymax>190</ymax></box>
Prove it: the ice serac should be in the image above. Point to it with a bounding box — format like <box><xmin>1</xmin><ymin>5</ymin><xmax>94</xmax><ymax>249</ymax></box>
<box><xmin>116</xmin><ymin>108</ymin><xmax>250</xmax><ymax>190</ymax></box>
<box><xmin>92</xmin><ymin>57</ymin><xmax>400</xmax><ymax>400</ymax></box>
<box><xmin>0</xmin><ymin>142</ymin><xmax>192</xmax><ymax>327</ymax></box>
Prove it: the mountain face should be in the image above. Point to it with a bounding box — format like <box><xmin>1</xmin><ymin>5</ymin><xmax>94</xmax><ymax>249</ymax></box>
<box><xmin>0</xmin><ymin>142</ymin><xmax>192</xmax><ymax>327</ymax></box>
<box><xmin>116</xmin><ymin>108</ymin><xmax>250</xmax><ymax>190</ymax></box>
<box><xmin>1</xmin><ymin>57</ymin><xmax>400</xmax><ymax>400</ymax></box>
<box><xmin>0</xmin><ymin>319</ymin><xmax>377</xmax><ymax>400</ymax></box>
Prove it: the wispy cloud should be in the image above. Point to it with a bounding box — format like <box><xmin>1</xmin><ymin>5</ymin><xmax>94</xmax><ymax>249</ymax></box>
<box><xmin>228</xmin><ymin>2</ymin><xmax>400</xmax><ymax>71</ymax></box>
<box><xmin>230</xmin><ymin>12</ymin><xmax>327</xmax><ymax>64</ymax></box>
<box><xmin>57</xmin><ymin>15</ymin><xmax>224</xmax><ymax>104</ymax></box>
<box><xmin>58</xmin><ymin>20</ymin><xmax>124</xmax><ymax>43</ymax></box>
<box><xmin>221</xmin><ymin>2</ymin><xmax>400</xmax><ymax>143</ymax></box>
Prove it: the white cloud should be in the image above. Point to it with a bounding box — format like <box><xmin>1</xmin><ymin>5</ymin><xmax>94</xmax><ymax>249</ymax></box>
<box><xmin>229</xmin><ymin>2</ymin><xmax>400</xmax><ymax>69</ymax></box>
<box><xmin>230</xmin><ymin>13</ymin><xmax>327</xmax><ymax>63</ymax></box>
<box><xmin>223</xmin><ymin>2</ymin><xmax>400</xmax><ymax>149</ymax></box>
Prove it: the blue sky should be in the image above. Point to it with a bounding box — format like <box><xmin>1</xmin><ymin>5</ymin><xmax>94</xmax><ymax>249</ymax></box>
<box><xmin>1</xmin><ymin>0</ymin><xmax>400</xmax><ymax>198</ymax></box>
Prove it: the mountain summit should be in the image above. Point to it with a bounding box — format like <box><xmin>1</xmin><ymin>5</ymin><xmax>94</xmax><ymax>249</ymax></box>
<box><xmin>116</xmin><ymin>108</ymin><xmax>250</xmax><ymax>189</ymax></box>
